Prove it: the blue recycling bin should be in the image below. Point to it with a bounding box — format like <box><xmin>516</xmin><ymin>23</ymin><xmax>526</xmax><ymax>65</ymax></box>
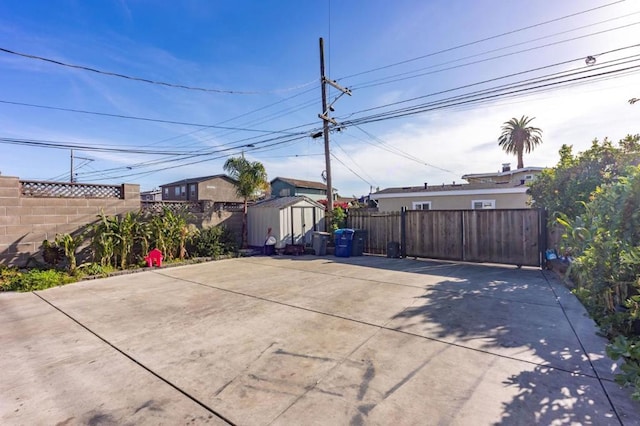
<box><xmin>334</xmin><ymin>228</ymin><xmax>355</xmax><ymax>257</ymax></box>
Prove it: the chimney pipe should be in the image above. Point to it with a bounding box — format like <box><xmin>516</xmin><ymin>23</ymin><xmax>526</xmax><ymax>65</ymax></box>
<box><xmin>424</xmin><ymin>182</ymin><xmax>428</xmax><ymax>189</ymax></box>
<box><xmin>502</xmin><ymin>163</ymin><xmax>511</xmax><ymax>172</ymax></box>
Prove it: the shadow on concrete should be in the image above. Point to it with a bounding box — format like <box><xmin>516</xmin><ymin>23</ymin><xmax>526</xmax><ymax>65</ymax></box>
<box><xmin>266</xmin><ymin>254</ymin><xmax>628</xmax><ymax>424</ymax></box>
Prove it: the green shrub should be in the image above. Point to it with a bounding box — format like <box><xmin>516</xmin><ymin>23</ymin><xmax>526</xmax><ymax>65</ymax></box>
<box><xmin>607</xmin><ymin>336</ymin><xmax>640</xmax><ymax>400</ymax></box>
<box><xmin>0</xmin><ymin>266</ymin><xmax>21</xmax><ymax>292</ymax></box>
<box><xmin>76</xmin><ymin>262</ymin><xmax>115</xmax><ymax>278</ymax></box>
<box><xmin>3</xmin><ymin>269</ymin><xmax>77</xmax><ymax>292</ymax></box>
<box><xmin>190</xmin><ymin>225</ymin><xmax>237</xmax><ymax>258</ymax></box>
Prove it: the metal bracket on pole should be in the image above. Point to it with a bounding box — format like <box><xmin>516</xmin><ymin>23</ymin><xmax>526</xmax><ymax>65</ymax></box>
<box><xmin>323</xmin><ymin>77</ymin><xmax>352</xmax><ymax>96</ymax></box>
<box><xmin>318</xmin><ymin>113</ymin><xmax>338</xmax><ymax>126</ymax></box>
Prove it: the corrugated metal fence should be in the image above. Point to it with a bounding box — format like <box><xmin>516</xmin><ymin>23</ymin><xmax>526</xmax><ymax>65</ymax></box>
<box><xmin>348</xmin><ymin>209</ymin><xmax>546</xmax><ymax>267</ymax></box>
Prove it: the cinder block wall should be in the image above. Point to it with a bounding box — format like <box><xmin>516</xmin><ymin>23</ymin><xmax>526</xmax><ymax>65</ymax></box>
<box><xmin>0</xmin><ymin>176</ymin><xmax>140</xmax><ymax>266</ymax></box>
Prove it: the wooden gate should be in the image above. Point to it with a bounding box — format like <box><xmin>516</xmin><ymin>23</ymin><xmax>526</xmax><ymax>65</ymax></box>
<box><xmin>347</xmin><ymin>211</ymin><xmax>400</xmax><ymax>255</ymax></box>
<box><xmin>348</xmin><ymin>209</ymin><xmax>544</xmax><ymax>267</ymax></box>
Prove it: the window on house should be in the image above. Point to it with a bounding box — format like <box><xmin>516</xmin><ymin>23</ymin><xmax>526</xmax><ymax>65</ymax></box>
<box><xmin>412</xmin><ymin>201</ymin><xmax>432</xmax><ymax>210</ymax></box>
<box><xmin>190</xmin><ymin>184</ymin><xmax>196</xmax><ymax>196</ymax></box>
<box><xmin>524</xmin><ymin>174</ymin><xmax>533</xmax><ymax>180</ymax></box>
<box><xmin>174</xmin><ymin>187</ymin><xmax>180</xmax><ymax>196</ymax></box>
<box><xmin>164</xmin><ymin>188</ymin><xmax>168</xmax><ymax>195</ymax></box>
<box><xmin>181</xmin><ymin>185</ymin><xmax>186</xmax><ymax>195</ymax></box>
<box><xmin>472</xmin><ymin>200</ymin><xmax>495</xmax><ymax>209</ymax></box>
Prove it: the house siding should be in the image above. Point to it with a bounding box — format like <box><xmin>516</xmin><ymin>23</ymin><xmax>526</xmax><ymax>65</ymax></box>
<box><xmin>161</xmin><ymin>177</ymin><xmax>242</xmax><ymax>202</ymax></box>
<box><xmin>375</xmin><ymin>191</ymin><xmax>530</xmax><ymax>212</ymax></box>
<box><xmin>197</xmin><ymin>178</ymin><xmax>241</xmax><ymax>202</ymax></box>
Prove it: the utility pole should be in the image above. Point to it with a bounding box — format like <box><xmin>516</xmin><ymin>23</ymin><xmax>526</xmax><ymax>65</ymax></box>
<box><xmin>318</xmin><ymin>37</ymin><xmax>351</xmax><ymax>216</ymax></box>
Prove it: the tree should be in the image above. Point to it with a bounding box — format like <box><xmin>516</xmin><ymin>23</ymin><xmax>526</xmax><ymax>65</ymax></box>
<box><xmin>528</xmin><ymin>135</ymin><xmax>640</xmax><ymax>221</ymax></box>
<box><xmin>223</xmin><ymin>157</ymin><xmax>269</xmax><ymax>248</ymax></box>
<box><xmin>498</xmin><ymin>115</ymin><xmax>543</xmax><ymax>169</ymax></box>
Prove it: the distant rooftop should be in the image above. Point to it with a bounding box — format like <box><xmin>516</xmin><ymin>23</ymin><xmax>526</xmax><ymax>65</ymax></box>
<box><xmin>160</xmin><ymin>174</ymin><xmax>234</xmax><ymax>187</ymax></box>
<box><xmin>271</xmin><ymin>177</ymin><xmax>328</xmax><ymax>191</ymax></box>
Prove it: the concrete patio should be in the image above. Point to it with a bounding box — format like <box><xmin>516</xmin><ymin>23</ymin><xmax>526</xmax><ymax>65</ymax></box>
<box><xmin>2</xmin><ymin>256</ymin><xmax>639</xmax><ymax>425</ymax></box>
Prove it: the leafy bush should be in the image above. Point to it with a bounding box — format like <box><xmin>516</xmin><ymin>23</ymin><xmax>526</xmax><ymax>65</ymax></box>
<box><xmin>555</xmin><ymin>165</ymin><xmax>640</xmax><ymax>399</ymax></box>
<box><xmin>331</xmin><ymin>206</ymin><xmax>347</xmax><ymax>232</ymax></box>
<box><xmin>0</xmin><ymin>265</ymin><xmax>21</xmax><ymax>292</ymax></box>
<box><xmin>189</xmin><ymin>225</ymin><xmax>237</xmax><ymax>258</ymax></box>
<box><xmin>529</xmin><ymin>135</ymin><xmax>640</xmax><ymax>222</ymax></box>
<box><xmin>76</xmin><ymin>262</ymin><xmax>116</xmax><ymax>278</ymax></box>
<box><xmin>2</xmin><ymin>268</ymin><xmax>77</xmax><ymax>292</ymax></box>
<box><xmin>607</xmin><ymin>336</ymin><xmax>640</xmax><ymax>400</ymax></box>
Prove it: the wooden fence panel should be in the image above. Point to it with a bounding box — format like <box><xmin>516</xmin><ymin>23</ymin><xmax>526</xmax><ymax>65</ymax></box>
<box><xmin>405</xmin><ymin>210</ymin><xmax>463</xmax><ymax>260</ymax></box>
<box><xmin>347</xmin><ymin>209</ymin><xmax>542</xmax><ymax>266</ymax></box>
<box><xmin>463</xmin><ymin>209</ymin><xmax>540</xmax><ymax>266</ymax></box>
<box><xmin>347</xmin><ymin>211</ymin><xmax>400</xmax><ymax>255</ymax></box>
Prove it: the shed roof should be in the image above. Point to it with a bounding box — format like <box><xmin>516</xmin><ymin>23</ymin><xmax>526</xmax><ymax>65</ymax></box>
<box><xmin>250</xmin><ymin>196</ymin><xmax>325</xmax><ymax>209</ymax></box>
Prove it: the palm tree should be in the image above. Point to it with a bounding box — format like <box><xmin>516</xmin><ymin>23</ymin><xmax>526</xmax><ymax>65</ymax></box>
<box><xmin>223</xmin><ymin>156</ymin><xmax>269</xmax><ymax>248</ymax></box>
<box><xmin>498</xmin><ymin>116</ymin><xmax>543</xmax><ymax>169</ymax></box>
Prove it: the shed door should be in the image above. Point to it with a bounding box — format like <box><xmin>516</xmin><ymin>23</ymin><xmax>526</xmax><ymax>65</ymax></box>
<box><xmin>291</xmin><ymin>206</ymin><xmax>316</xmax><ymax>245</ymax></box>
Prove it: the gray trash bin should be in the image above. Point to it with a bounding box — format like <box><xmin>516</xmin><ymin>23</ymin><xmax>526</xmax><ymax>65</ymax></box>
<box><xmin>351</xmin><ymin>229</ymin><xmax>367</xmax><ymax>256</ymax></box>
<box><xmin>387</xmin><ymin>241</ymin><xmax>400</xmax><ymax>258</ymax></box>
<box><xmin>312</xmin><ymin>231</ymin><xmax>331</xmax><ymax>255</ymax></box>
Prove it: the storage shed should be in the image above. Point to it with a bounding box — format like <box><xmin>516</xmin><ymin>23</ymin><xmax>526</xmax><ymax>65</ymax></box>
<box><xmin>247</xmin><ymin>196</ymin><xmax>326</xmax><ymax>249</ymax></box>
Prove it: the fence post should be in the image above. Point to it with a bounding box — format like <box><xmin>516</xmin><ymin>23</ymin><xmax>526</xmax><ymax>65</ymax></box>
<box><xmin>461</xmin><ymin>210</ymin><xmax>466</xmax><ymax>261</ymax></box>
<box><xmin>538</xmin><ymin>208</ymin><xmax>548</xmax><ymax>268</ymax></box>
<box><xmin>400</xmin><ymin>207</ymin><xmax>407</xmax><ymax>258</ymax></box>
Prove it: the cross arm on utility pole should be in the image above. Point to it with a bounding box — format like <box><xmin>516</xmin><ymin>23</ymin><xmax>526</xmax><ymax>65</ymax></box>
<box><xmin>323</xmin><ymin>77</ymin><xmax>352</xmax><ymax>96</ymax></box>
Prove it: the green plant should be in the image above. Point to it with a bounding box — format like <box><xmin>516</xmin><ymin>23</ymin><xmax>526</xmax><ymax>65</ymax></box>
<box><xmin>223</xmin><ymin>156</ymin><xmax>269</xmax><ymax>248</ymax></box>
<box><xmin>55</xmin><ymin>233</ymin><xmax>84</xmax><ymax>273</ymax></box>
<box><xmin>41</xmin><ymin>239</ymin><xmax>63</xmax><ymax>265</ymax></box>
<box><xmin>606</xmin><ymin>336</ymin><xmax>640</xmax><ymax>400</ymax></box>
<box><xmin>331</xmin><ymin>206</ymin><xmax>347</xmax><ymax>232</ymax></box>
<box><xmin>76</xmin><ymin>262</ymin><xmax>115</xmax><ymax>278</ymax></box>
<box><xmin>147</xmin><ymin>206</ymin><xmax>194</xmax><ymax>260</ymax></box>
<box><xmin>528</xmin><ymin>135</ymin><xmax>640</xmax><ymax>222</ymax></box>
<box><xmin>0</xmin><ymin>265</ymin><xmax>21</xmax><ymax>291</ymax></box>
<box><xmin>189</xmin><ymin>225</ymin><xmax>238</xmax><ymax>258</ymax></box>
<box><xmin>4</xmin><ymin>269</ymin><xmax>76</xmax><ymax>292</ymax></box>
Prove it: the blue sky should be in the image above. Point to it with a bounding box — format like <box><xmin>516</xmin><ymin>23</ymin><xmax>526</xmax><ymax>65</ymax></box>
<box><xmin>0</xmin><ymin>1</ymin><xmax>638</xmax><ymax>196</ymax></box>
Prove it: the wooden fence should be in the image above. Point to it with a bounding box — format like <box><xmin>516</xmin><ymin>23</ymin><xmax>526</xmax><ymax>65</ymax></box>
<box><xmin>348</xmin><ymin>209</ymin><xmax>546</xmax><ymax>267</ymax></box>
<box><xmin>348</xmin><ymin>211</ymin><xmax>401</xmax><ymax>254</ymax></box>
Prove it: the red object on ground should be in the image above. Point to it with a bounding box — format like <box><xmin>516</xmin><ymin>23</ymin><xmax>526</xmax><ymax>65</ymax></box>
<box><xmin>144</xmin><ymin>248</ymin><xmax>163</xmax><ymax>267</ymax></box>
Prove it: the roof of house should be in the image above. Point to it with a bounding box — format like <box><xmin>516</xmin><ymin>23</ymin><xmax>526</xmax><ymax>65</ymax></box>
<box><xmin>373</xmin><ymin>181</ymin><xmax>528</xmax><ymax>197</ymax></box>
<box><xmin>250</xmin><ymin>196</ymin><xmax>325</xmax><ymax>209</ymax></box>
<box><xmin>160</xmin><ymin>174</ymin><xmax>235</xmax><ymax>187</ymax></box>
<box><xmin>461</xmin><ymin>166</ymin><xmax>544</xmax><ymax>180</ymax></box>
<box><xmin>270</xmin><ymin>177</ymin><xmax>327</xmax><ymax>191</ymax></box>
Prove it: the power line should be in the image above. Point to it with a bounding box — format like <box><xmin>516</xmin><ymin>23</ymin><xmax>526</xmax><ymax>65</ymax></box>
<box><xmin>74</xmin><ymin>121</ymin><xmax>322</xmax><ymax>178</ymax></box>
<box><xmin>330</xmin><ymin>152</ymin><xmax>373</xmax><ymax>188</ymax></box>
<box><xmin>0</xmin><ymin>46</ymin><xmax>316</xmax><ymax>95</ymax></box>
<box><xmin>0</xmin><ymin>137</ymin><xmax>210</xmax><ymax>155</ymax></box>
<box><xmin>353</xmin><ymin>126</ymin><xmax>458</xmax><ymax>175</ymax></box>
<box><xmin>336</xmin><ymin>46</ymin><xmax>640</xmax><ymax>122</ymax></box>
<box><xmin>350</xmin><ymin>16</ymin><xmax>640</xmax><ymax>91</ymax></box>
<box><xmin>343</xmin><ymin>63</ymin><xmax>640</xmax><ymax>127</ymax></box>
<box><xmin>86</xmin><ymin>134</ymin><xmax>311</xmax><ymax>181</ymax></box>
<box><xmin>336</xmin><ymin>0</ymin><xmax>627</xmax><ymax>81</ymax></box>
<box><xmin>0</xmin><ymin>99</ymin><xmax>300</xmax><ymax>135</ymax></box>
<box><xmin>330</xmin><ymin>138</ymin><xmax>378</xmax><ymax>186</ymax></box>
